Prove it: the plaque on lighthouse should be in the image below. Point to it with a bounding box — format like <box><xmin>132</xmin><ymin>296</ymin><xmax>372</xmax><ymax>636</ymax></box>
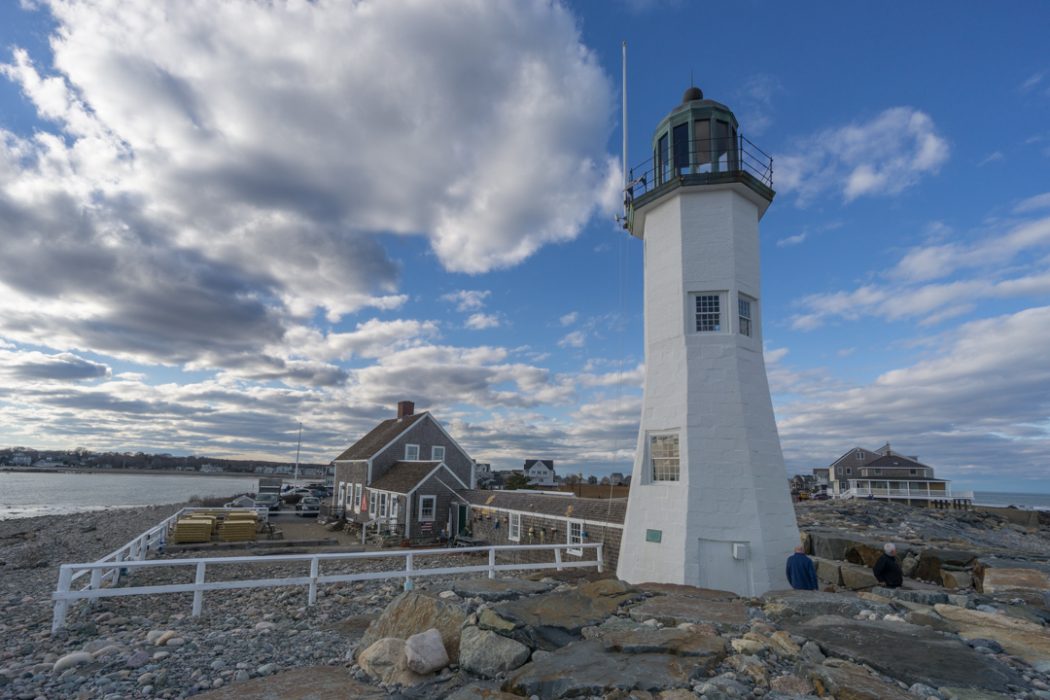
<box><xmin>617</xmin><ymin>87</ymin><xmax>799</xmax><ymax>595</ymax></box>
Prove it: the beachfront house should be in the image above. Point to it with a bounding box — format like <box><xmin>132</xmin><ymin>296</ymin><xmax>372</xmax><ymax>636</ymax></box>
<box><xmin>331</xmin><ymin>401</ymin><xmax>475</xmax><ymax>543</ymax></box>
<box><xmin>824</xmin><ymin>443</ymin><xmax>968</xmax><ymax>505</ymax></box>
<box><xmin>523</xmin><ymin>459</ymin><xmax>556</xmax><ymax>487</ymax></box>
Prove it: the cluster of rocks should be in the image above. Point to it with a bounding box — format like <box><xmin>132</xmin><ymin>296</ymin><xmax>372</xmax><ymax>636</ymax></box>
<box><xmin>2</xmin><ymin>500</ymin><xmax>1050</xmax><ymax>699</ymax></box>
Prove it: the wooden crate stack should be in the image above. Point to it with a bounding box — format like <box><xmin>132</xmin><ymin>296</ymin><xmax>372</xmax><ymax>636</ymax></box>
<box><xmin>218</xmin><ymin>512</ymin><xmax>258</xmax><ymax>542</ymax></box>
<box><xmin>170</xmin><ymin>516</ymin><xmax>216</xmax><ymax>544</ymax></box>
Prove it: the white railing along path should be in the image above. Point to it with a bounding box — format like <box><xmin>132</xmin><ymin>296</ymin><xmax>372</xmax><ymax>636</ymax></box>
<box><xmin>52</xmin><ymin>542</ymin><xmax>602</xmax><ymax>633</ymax></box>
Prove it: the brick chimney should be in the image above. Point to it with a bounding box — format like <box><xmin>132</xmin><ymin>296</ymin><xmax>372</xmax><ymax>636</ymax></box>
<box><xmin>397</xmin><ymin>400</ymin><xmax>415</xmax><ymax>419</ymax></box>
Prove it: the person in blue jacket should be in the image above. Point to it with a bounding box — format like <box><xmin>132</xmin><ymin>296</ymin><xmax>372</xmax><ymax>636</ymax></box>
<box><xmin>785</xmin><ymin>544</ymin><xmax>819</xmax><ymax>590</ymax></box>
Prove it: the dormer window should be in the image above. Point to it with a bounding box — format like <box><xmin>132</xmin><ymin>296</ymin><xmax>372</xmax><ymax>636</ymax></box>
<box><xmin>431</xmin><ymin>446</ymin><xmax>445</xmax><ymax>462</ymax></box>
<box><xmin>855</xmin><ymin>451</ymin><xmax>863</xmax><ymax>460</ymax></box>
<box><xmin>405</xmin><ymin>444</ymin><xmax>420</xmax><ymax>460</ymax></box>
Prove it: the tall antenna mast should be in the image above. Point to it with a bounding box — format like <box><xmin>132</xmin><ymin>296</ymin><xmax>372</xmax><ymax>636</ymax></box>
<box><xmin>621</xmin><ymin>40</ymin><xmax>628</xmax><ymax>223</ymax></box>
<box><xmin>293</xmin><ymin>421</ymin><xmax>302</xmax><ymax>482</ymax></box>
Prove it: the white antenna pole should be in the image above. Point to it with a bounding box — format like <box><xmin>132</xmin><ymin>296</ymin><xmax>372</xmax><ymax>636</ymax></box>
<box><xmin>621</xmin><ymin>40</ymin><xmax>628</xmax><ymax>222</ymax></box>
<box><xmin>294</xmin><ymin>421</ymin><xmax>302</xmax><ymax>482</ymax></box>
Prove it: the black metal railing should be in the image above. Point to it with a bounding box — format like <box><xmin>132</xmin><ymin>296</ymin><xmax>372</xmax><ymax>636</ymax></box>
<box><xmin>625</xmin><ymin>135</ymin><xmax>773</xmax><ymax>204</ymax></box>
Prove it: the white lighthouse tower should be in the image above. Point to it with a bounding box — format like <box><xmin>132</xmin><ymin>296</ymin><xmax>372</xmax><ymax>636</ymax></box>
<box><xmin>616</xmin><ymin>86</ymin><xmax>799</xmax><ymax>595</ymax></box>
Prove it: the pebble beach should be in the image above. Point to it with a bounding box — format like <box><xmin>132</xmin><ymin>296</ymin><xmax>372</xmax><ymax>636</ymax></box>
<box><xmin>2</xmin><ymin>501</ymin><xmax>1050</xmax><ymax>699</ymax></box>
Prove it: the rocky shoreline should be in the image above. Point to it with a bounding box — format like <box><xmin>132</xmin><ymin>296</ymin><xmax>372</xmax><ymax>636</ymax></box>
<box><xmin>0</xmin><ymin>500</ymin><xmax>1048</xmax><ymax>699</ymax></box>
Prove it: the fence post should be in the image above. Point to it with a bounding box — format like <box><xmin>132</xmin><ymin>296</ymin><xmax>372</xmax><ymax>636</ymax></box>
<box><xmin>554</xmin><ymin>547</ymin><xmax>563</xmax><ymax>572</ymax></box>
<box><xmin>404</xmin><ymin>553</ymin><xmax>414</xmax><ymax>591</ymax></box>
<box><xmin>488</xmin><ymin>548</ymin><xmax>496</xmax><ymax>579</ymax></box>
<box><xmin>88</xmin><ymin>567</ymin><xmax>102</xmax><ymax>607</ymax></box>
<box><xmin>52</xmin><ymin>565</ymin><xmax>74</xmax><ymax>634</ymax></box>
<box><xmin>596</xmin><ymin>543</ymin><xmax>605</xmax><ymax>573</ymax></box>
<box><xmin>191</xmin><ymin>562</ymin><xmax>206</xmax><ymax>617</ymax></box>
<box><xmin>308</xmin><ymin>557</ymin><xmax>319</xmax><ymax>605</ymax></box>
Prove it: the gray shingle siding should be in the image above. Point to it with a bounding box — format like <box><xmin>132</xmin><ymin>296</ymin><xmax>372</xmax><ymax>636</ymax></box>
<box><xmin>371</xmin><ymin>415</ymin><xmax>472</xmax><ymax>487</ymax></box>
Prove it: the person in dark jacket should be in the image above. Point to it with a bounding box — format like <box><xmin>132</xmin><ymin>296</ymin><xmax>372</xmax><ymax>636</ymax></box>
<box><xmin>785</xmin><ymin>545</ymin><xmax>819</xmax><ymax>590</ymax></box>
<box><xmin>873</xmin><ymin>542</ymin><xmax>904</xmax><ymax>588</ymax></box>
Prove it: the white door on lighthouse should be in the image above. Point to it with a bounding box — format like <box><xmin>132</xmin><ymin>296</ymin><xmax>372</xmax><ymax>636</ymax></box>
<box><xmin>698</xmin><ymin>538</ymin><xmax>753</xmax><ymax>596</ymax></box>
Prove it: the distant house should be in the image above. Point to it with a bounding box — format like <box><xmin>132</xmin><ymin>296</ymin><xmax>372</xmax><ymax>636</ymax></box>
<box><xmin>826</xmin><ymin>443</ymin><xmax>966</xmax><ymax>504</ymax></box>
<box><xmin>331</xmin><ymin>401</ymin><xmax>474</xmax><ymax>543</ymax></box>
<box><xmin>812</xmin><ymin>468</ymin><xmax>830</xmax><ymax>487</ymax></box>
<box><xmin>11</xmin><ymin>453</ymin><xmax>32</xmax><ymax>467</ymax></box>
<box><xmin>523</xmin><ymin>459</ymin><xmax>556</xmax><ymax>487</ymax></box>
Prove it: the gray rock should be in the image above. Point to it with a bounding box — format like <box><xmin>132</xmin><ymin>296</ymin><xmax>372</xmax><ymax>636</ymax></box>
<box><xmin>404</xmin><ymin>628</ymin><xmax>449</xmax><ymax>675</ymax></box>
<box><xmin>506</xmin><ymin>640</ymin><xmax>700</xmax><ymax>698</ymax></box>
<box><xmin>52</xmin><ymin>652</ymin><xmax>93</xmax><ymax>674</ymax></box>
<box><xmin>125</xmin><ymin>651</ymin><xmax>151</xmax><ymax>669</ymax></box>
<box><xmin>358</xmin><ymin>591</ymin><xmax>467</xmax><ymax>662</ymax></box>
<box><xmin>800</xmin><ymin>640</ymin><xmax>825</xmax><ymax>664</ymax></box>
<box><xmin>450</xmin><ymin>578</ymin><xmax>554</xmax><ymax>602</ymax></box>
<box><xmin>789</xmin><ymin>615</ymin><xmax>1023</xmax><ymax>692</ymax></box>
<box><xmin>763</xmin><ymin>589</ymin><xmax>893</xmax><ymax>620</ymax></box>
<box><xmin>628</xmin><ymin>590</ymin><xmax>749</xmax><ymax>629</ymax></box>
<box><xmin>459</xmin><ymin>626</ymin><xmax>530</xmax><ymax>678</ymax></box>
<box><xmin>871</xmin><ymin>587</ymin><xmax>950</xmax><ymax>606</ymax></box>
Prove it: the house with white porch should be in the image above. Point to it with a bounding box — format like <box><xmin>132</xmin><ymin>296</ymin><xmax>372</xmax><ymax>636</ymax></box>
<box><xmin>827</xmin><ymin>443</ymin><xmax>971</xmax><ymax>505</ymax></box>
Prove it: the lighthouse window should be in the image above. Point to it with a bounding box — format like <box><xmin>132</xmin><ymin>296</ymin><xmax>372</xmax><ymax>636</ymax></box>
<box><xmin>658</xmin><ymin>133</ymin><xmax>670</xmax><ymax>184</ymax></box>
<box><xmin>738</xmin><ymin>296</ymin><xmax>753</xmax><ymax>337</ymax></box>
<box><xmin>650</xmin><ymin>433</ymin><xmax>680</xmax><ymax>482</ymax></box>
<box><xmin>694</xmin><ymin>119</ymin><xmax>711</xmax><ymax>169</ymax></box>
<box><xmin>695</xmin><ymin>294</ymin><xmax>722</xmax><ymax>332</ymax></box>
<box><xmin>673</xmin><ymin>123</ymin><xmax>689</xmax><ymax>175</ymax></box>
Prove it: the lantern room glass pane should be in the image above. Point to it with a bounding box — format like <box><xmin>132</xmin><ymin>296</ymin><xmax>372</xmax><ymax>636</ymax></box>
<box><xmin>673</xmin><ymin>122</ymin><xmax>689</xmax><ymax>175</ymax></box>
<box><xmin>694</xmin><ymin>119</ymin><xmax>711</xmax><ymax>171</ymax></box>
<box><xmin>714</xmin><ymin>120</ymin><xmax>730</xmax><ymax>171</ymax></box>
<box><xmin>658</xmin><ymin>132</ymin><xmax>669</xmax><ymax>184</ymax></box>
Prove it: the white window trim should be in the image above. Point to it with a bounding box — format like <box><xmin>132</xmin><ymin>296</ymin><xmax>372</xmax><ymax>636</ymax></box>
<box><xmin>567</xmin><ymin>519</ymin><xmax>583</xmax><ymax>556</ymax></box>
<box><xmin>431</xmin><ymin>445</ymin><xmax>446</xmax><ymax>461</ymax></box>
<box><xmin>368</xmin><ymin>491</ymin><xmax>377</xmax><ymax>515</ymax></box>
<box><xmin>354</xmin><ymin>483</ymin><xmax>362</xmax><ymax>512</ymax></box>
<box><xmin>405</xmin><ymin>444</ymin><xmax>420</xmax><ymax>461</ymax></box>
<box><xmin>508</xmin><ymin>512</ymin><xmax>521</xmax><ymax>542</ymax></box>
<box><xmin>648</xmin><ymin>431</ymin><xmax>681</xmax><ymax>483</ymax></box>
<box><xmin>737</xmin><ymin>293</ymin><xmax>755</xmax><ymax>337</ymax></box>
<box><xmin>689</xmin><ymin>291</ymin><xmax>727</xmax><ymax>334</ymax></box>
<box><xmin>418</xmin><ymin>495</ymin><xmax>437</xmax><ymax>522</ymax></box>
<box><xmin>379</xmin><ymin>492</ymin><xmax>388</xmax><ymax>518</ymax></box>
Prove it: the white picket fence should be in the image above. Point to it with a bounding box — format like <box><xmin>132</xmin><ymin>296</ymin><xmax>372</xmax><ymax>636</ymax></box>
<box><xmin>67</xmin><ymin>506</ymin><xmax>269</xmax><ymax>593</ymax></box>
<box><xmin>52</xmin><ymin>542</ymin><xmax>603</xmax><ymax>633</ymax></box>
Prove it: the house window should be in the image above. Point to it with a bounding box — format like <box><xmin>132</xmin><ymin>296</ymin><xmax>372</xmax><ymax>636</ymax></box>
<box><xmin>509</xmin><ymin>513</ymin><xmax>521</xmax><ymax>542</ymax></box>
<box><xmin>855</xmin><ymin>451</ymin><xmax>863</xmax><ymax>460</ymax></box>
<box><xmin>354</xmin><ymin>483</ymin><xmax>363</xmax><ymax>512</ymax></box>
<box><xmin>379</xmin><ymin>492</ymin><xmax>388</xmax><ymax>518</ymax></box>
<box><xmin>567</xmin><ymin>520</ymin><xmax>583</xmax><ymax>556</ymax></box>
<box><xmin>650</xmin><ymin>433</ymin><xmax>680</xmax><ymax>482</ymax></box>
<box><xmin>368</xmin><ymin>490</ymin><xmax>377</xmax><ymax>515</ymax></box>
<box><xmin>738</xmin><ymin>296</ymin><xmax>753</xmax><ymax>337</ymax></box>
<box><xmin>405</xmin><ymin>444</ymin><xmax>420</xmax><ymax>460</ymax></box>
<box><xmin>390</xmin><ymin>496</ymin><xmax>399</xmax><ymax>519</ymax></box>
<box><xmin>418</xmin><ymin>495</ymin><xmax>436</xmax><ymax>522</ymax></box>
<box><xmin>846</xmin><ymin>468</ymin><xmax>852</xmax><ymax>475</ymax></box>
<box><xmin>338</xmin><ymin>483</ymin><xmax>346</xmax><ymax>511</ymax></box>
<box><xmin>431</xmin><ymin>446</ymin><xmax>445</xmax><ymax>461</ymax></box>
<box><xmin>695</xmin><ymin>294</ymin><xmax>721</xmax><ymax>332</ymax></box>
<box><xmin>910</xmin><ymin>469</ymin><xmax>917</xmax><ymax>475</ymax></box>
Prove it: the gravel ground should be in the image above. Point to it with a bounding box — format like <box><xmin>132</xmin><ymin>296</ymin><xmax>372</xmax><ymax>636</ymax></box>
<box><xmin>0</xmin><ymin>504</ymin><xmax>505</xmax><ymax>699</ymax></box>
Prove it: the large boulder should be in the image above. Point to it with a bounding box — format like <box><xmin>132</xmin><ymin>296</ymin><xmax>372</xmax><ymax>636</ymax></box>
<box><xmin>839</xmin><ymin>563</ymin><xmax>878</xmax><ymax>590</ymax></box>
<box><xmin>763</xmin><ymin>589</ymin><xmax>892</xmax><ymax>621</ymax></box>
<box><xmin>870</xmin><ymin>586</ymin><xmax>949</xmax><ymax>606</ymax></box>
<box><xmin>807</xmin><ymin>658</ymin><xmax>915</xmax><ymax>700</ymax></box>
<box><xmin>504</xmin><ymin>640</ymin><xmax>699</xmax><ymax>698</ymax></box>
<box><xmin>459</xmin><ymin>626</ymin><xmax>530</xmax><ymax>678</ymax></box>
<box><xmin>813</xmin><ymin>557</ymin><xmax>842</xmax><ymax>586</ymax></box>
<box><xmin>940</xmin><ymin>568</ymin><xmax>974</xmax><ymax>590</ymax></box>
<box><xmin>451</xmin><ymin>578</ymin><xmax>555</xmax><ymax>602</ymax></box>
<box><xmin>357</xmin><ymin>638</ymin><xmax>426</xmax><ymax>687</ymax></box>
<box><xmin>189</xmin><ymin>667</ymin><xmax>386</xmax><ymax>700</ymax></box>
<box><xmin>934</xmin><ymin>603</ymin><xmax>1050</xmax><ymax>673</ymax></box>
<box><xmin>482</xmin><ymin>587</ymin><xmax>631</xmax><ymax>649</ymax></box>
<box><xmin>404</xmin><ymin>628</ymin><xmax>449</xmax><ymax>675</ymax></box>
<box><xmin>627</xmin><ymin>590</ymin><xmax>749</xmax><ymax>630</ymax></box>
<box><xmin>358</xmin><ymin>591</ymin><xmax>467</xmax><ymax>662</ymax></box>
<box><xmin>599</xmin><ymin>626</ymin><xmax>726</xmax><ymax>664</ymax></box>
<box><xmin>979</xmin><ymin>567</ymin><xmax>1050</xmax><ymax>595</ymax></box>
<box><xmin>789</xmin><ymin>615</ymin><xmax>1023</xmax><ymax>691</ymax></box>
<box><xmin>914</xmin><ymin>549</ymin><xmax>976</xmax><ymax>583</ymax></box>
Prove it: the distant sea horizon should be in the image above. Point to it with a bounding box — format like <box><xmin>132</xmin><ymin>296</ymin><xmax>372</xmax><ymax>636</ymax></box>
<box><xmin>1</xmin><ymin>471</ymin><xmax>1048</xmax><ymax>521</ymax></box>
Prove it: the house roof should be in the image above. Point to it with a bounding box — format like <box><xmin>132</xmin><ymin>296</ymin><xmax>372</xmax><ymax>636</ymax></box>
<box><xmin>369</xmin><ymin>461</ymin><xmax>442</xmax><ymax>494</ymax></box>
<box><xmin>460</xmin><ymin>490</ymin><xmax>625</xmax><ymax>524</ymax></box>
<box><xmin>333</xmin><ymin>413</ymin><xmax>427</xmax><ymax>461</ymax></box>
<box><xmin>862</xmin><ymin>454</ymin><xmax>931</xmax><ymax>469</ymax></box>
<box><xmin>524</xmin><ymin>459</ymin><xmax>554</xmax><ymax>470</ymax></box>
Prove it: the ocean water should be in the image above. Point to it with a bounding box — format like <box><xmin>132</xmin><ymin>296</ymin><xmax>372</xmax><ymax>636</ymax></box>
<box><xmin>0</xmin><ymin>471</ymin><xmax>257</xmax><ymax>520</ymax></box>
<box><xmin>972</xmin><ymin>491</ymin><xmax>1050</xmax><ymax>510</ymax></box>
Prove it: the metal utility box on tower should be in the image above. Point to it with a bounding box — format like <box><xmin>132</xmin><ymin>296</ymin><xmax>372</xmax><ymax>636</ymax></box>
<box><xmin>616</xmin><ymin>87</ymin><xmax>799</xmax><ymax>595</ymax></box>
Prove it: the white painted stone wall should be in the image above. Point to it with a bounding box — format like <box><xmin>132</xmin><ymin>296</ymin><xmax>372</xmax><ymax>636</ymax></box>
<box><xmin>617</xmin><ymin>183</ymin><xmax>799</xmax><ymax>595</ymax></box>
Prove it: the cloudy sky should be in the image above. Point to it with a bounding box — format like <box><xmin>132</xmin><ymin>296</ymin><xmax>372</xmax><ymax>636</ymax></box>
<box><xmin>0</xmin><ymin>1</ymin><xmax>1048</xmax><ymax>492</ymax></box>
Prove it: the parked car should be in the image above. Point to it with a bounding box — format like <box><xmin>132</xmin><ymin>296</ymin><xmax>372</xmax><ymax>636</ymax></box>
<box><xmin>254</xmin><ymin>493</ymin><xmax>281</xmax><ymax>511</ymax></box>
<box><xmin>281</xmin><ymin>488</ymin><xmax>313</xmax><ymax>505</ymax></box>
<box><xmin>295</xmin><ymin>496</ymin><xmax>320</xmax><ymax>517</ymax></box>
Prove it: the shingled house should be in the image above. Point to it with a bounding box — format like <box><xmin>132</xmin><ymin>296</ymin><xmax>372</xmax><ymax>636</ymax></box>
<box><xmin>331</xmin><ymin>401</ymin><xmax>474</xmax><ymax>542</ymax></box>
<box><xmin>824</xmin><ymin>443</ymin><xmax>967</xmax><ymax>505</ymax></box>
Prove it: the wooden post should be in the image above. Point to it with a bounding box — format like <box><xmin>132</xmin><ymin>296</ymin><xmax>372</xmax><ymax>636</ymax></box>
<box><xmin>51</xmin><ymin>566</ymin><xmax>74</xmax><ymax>633</ymax></box>
<box><xmin>488</xmin><ymin>548</ymin><xmax>496</xmax><ymax>579</ymax></box>
<box><xmin>597</xmin><ymin>543</ymin><xmax>605</xmax><ymax>573</ymax></box>
<box><xmin>554</xmin><ymin>548</ymin><xmax>563</xmax><ymax>572</ymax></box>
<box><xmin>88</xmin><ymin>567</ymin><xmax>102</xmax><ymax>607</ymax></box>
<box><xmin>192</xmin><ymin>562</ymin><xmax>206</xmax><ymax>617</ymax></box>
<box><xmin>308</xmin><ymin>557</ymin><xmax>319</xmax><ymax>605</ymax></box>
